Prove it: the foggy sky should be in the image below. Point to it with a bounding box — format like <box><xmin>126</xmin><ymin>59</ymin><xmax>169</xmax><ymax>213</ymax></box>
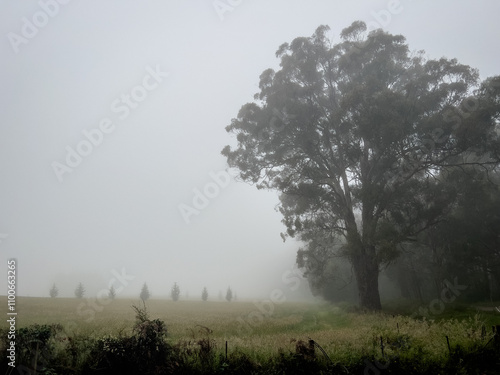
<box><xmin>1</xmin><ymin>0</ymin><xmax>499</xmax><ymax>300</ymax></box>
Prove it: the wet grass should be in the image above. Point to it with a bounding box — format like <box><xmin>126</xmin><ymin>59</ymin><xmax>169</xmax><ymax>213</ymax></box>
<box><xmin>2</xmin><ymin>296</ymin><xmax>500</xmax><ymax>373</ymax></box>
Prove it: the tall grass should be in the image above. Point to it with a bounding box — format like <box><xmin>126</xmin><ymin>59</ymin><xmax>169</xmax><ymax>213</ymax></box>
<box><xmin>1</xmin><ymin>296</ymin><xmax>499</xmax><ymax>374</ymax></box>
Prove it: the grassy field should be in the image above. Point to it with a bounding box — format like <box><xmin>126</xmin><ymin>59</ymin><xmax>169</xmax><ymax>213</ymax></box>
<box><xmin>3</xmin><ymin>297</ymin><xmax>352</xmax><ymax>355</ymax></box>
<box><xmin>2</xmin><ymin>296</ymin><xmax>500</xmax><ymax>373</ymax></box>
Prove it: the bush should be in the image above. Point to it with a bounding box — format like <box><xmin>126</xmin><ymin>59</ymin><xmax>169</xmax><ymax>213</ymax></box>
<box><xmin>0</xmin><ymin>324</ymin><xmax>63</xmax><ymax>374</ymax></box>
<box><xmin>88</xmin><ymin>303</ymin><xmax>170</xmax><ymax>375</ymax></box>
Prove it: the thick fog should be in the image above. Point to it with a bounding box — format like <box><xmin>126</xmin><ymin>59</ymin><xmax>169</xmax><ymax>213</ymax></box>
<box><xmin>1</xmin><ymin>0</ymin><xmax>499</xmax><ymax>300</ymax></box>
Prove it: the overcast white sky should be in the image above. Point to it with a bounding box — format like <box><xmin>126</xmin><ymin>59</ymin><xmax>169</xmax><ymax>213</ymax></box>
<box><xmin>1</xmin><ymin>0</ymin><xmax>499</xmax><ymax>300</ymax></box>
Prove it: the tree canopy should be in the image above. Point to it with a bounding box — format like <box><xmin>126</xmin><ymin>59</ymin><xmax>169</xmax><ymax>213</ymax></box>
<box><xmin>171</xmin><ymin>282</ymin><xmax>180</xmax><ymax>302</ymax></box>
<box><xmin>75</xmin><ymin>282</ymin><xmax>85</xmax><ymax>299</ymax></box>
<box><xmin>140</xmin><ymin>283</ymin><xmax>150</xmax><ymax>302</ymax></box>
<box><xmin>50</xmin><ymin>283</ymin><xmax>58</xmax><ymax>298</ymax></box>
<box><xmin>225</xmin><ymin>286</ymin><xmax>233</xmax><ymax>302</ymax></box>
<box><xmin>222</xmin><ymin>21</ymin><xmax>500</xmax><ymax>310</ymax></box>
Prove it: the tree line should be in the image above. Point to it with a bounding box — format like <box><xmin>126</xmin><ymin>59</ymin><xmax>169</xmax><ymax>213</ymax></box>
<box><xmin>48</xmin><ymin>282</ymin><xmax>236</xmax><ymax>302</ymax></box>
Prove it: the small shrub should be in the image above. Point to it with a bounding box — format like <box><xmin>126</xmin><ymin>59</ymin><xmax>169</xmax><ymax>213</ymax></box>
<box><xmin>13</xmin><ymin>324</ymin><xmax>62</xmax><ymax>374</ymax></box>
<box><xmin>89</xmin><ymin>303</ymin><xmax>169</xmax><ymax>375</ymax></box>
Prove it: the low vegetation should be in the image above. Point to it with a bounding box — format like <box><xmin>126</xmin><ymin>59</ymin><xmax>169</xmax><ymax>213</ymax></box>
<box><xmin>1</xmin><ymin>296</ymin><xmax>500</xmax><ymax>374</ymax></box>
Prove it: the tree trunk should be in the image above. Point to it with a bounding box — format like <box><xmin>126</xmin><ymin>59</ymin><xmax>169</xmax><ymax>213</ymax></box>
<box><xmin>352</xmin><ymin>252</ymin><xmax>382</xmax><ymax>310</ymax></box>
<box><xmin>397</xmin><ymin>265</ymin><xmax>411</xmax><ymax>299</ymax></box>
<box><xmin>409</xmin><ymin>259</ymin><xmax>424</xmax><ymax>303</ymax></box>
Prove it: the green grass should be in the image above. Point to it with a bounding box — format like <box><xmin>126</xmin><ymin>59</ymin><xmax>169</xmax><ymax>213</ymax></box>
<box><xmin>2</xmin><ymin>296</ymin><xmax>500</xmax><ymax>374</ymax></box>
<box><xmin>2</xmin><ymin>296</ymin><xmax>499</xmax><ymax>345</ymax></box>
<box><xmin>2</xmin><ymin>297</ymin><xmax>350</xmax><ymax>349</ymax></box>
<box><xmin>382</xmin><ymin>297</ymin><xmax>500</xmax><ymax>327</ymax></box>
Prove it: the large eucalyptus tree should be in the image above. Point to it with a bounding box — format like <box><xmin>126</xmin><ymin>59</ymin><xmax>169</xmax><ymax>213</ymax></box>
<box><xmin>222</xmin><ymin>22</ymin><xmax>500</xmax><ymax>310</ymax></box>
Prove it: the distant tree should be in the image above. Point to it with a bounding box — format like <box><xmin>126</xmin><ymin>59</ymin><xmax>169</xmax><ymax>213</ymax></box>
<box><xmin>109</xmin><ymin>285</ymin><xmax>116</xmax><ymax>300</ymax></box>
<box><xmin>225</xmin><ymin>287</ymin><xmax>233</xmax><ymax>302</ymax></box>
<box><xmin>202</xmin><ymin>287</ymin><xmax>208</xmax><ymax>301</ymax></box>
<box><xmin>171</xmin><ymin>282</ymin><xmax>180</xmax><ymax>302</ymax></box>
<box><xmin>75</xmin><ymin>282</ymin><xmax>85</xmax><ymax>299</ymax></box>
<box><xmin>49</xmin><ymin>283</ymin><xmax>58</xmax><ymax>298</ymax></box>
<box><xmin>140</xmin><ymin>283</ymin><xmax>150</xmax><ymax>302</ymax></box>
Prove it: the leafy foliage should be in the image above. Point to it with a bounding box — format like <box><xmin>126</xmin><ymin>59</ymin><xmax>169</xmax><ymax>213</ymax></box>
<box><xmin>90</xmin><ymin>304</ymin><xmax>169</xmax><ymax>374</ymax></box>
<box><xmin>395</xmin><ymin>169</ymin><xmax>500</xmax><ymax>302</ymax></box>
<box><xmin>222</xmin><ymin>21</ymin><xmax>500</xmax><ymax>309</ymax></box>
